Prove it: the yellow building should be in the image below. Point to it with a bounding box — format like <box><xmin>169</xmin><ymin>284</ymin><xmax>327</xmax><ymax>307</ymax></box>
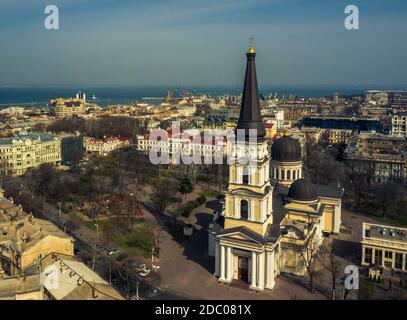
<box><xmin>50</xmin><ymin>98</ymin><xmax>85</xmax><ymax>119</ymax></box>
<box><xmin>0</xmin><ymin>132</ymin><xmax>61</xmax><ymax>175</ymax></box>
<box><xmin>322</xmin><ymin>128</ymin><xmax>353</xmax><ymax>144</ymax></box>
<box><xmin>361</xmin><ymin>223</ymin><xmax>407</xmax><ymax>272</ymax></box>
<box><xmin>0</xmin><ymin>194</ymin><xmax>74</xmax><ymax>276</ymax></box>
<box><xmin>208</xmin><ymin>44</ymin><xmax>343</xmax><ymax>291</ymax></box>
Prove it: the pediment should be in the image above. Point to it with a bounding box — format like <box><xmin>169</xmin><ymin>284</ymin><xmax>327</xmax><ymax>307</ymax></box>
<box><xmin>217</xmin><ymin>227</ymin><xmax>265</xmax><ymax>245</ymax></box>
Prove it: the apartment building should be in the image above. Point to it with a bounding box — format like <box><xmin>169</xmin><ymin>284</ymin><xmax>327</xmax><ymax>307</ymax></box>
<box><xmin>50</xmin><ymin>97</ymin><xmax>85</xmax><ymax>119</ymax></box>
<box><xmin>0</xmin><ymin>132</ymin><xmax>61</xmax><ymax>175</ymax></box>
<box><xmin>390</xmin><ymin>113</ymin><xmax>407</xmax><ymax>138</ymax></box>
<box><xmin>344</xmin><ymin>133</ymin><xmax>407</xmax><ymax>183</ymax></box>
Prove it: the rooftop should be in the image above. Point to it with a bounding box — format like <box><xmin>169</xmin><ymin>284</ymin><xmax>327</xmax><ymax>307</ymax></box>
<box><xmin>363</xmin><ymin>223</ymin><xmax>407</xmax><ymax>243</ymax></box>
<box><xmin>0</xmin><ymin>132</ymin><xmax>59</xmax><ymax>146</ymax></box>
<box><xmin>0</xmin><ymin>194</ymin><xmax>71</xmax><ymax>254</ymax></box>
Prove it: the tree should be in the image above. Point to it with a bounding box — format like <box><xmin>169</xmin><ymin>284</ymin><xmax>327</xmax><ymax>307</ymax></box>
<box><xmin>300</xmin><ymin>236</ymin><xmax>320</xmax><ymax>292</ymax></box>
<box><xmin>178</xmin><ymin>176</ymin><xmax>194</xmax><ymax>203</ymax></box>
<box><xmin>152</xmin><ymin>178</ymin><xmax>176</xmax><ymax>215</ymax></box>
<box><xmin>321</xmin><ymin>244</ymin><xmax>340</xmax><ymax>300</ymax></box>
<box><xmin>375</xmin><ymin>181</ymin><xmax>403</xmax><ymax>218</ymax></box>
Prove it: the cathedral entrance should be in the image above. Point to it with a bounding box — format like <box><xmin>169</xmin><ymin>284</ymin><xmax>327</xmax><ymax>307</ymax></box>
<box><xmin>238</xmin><ymin>256</ymin><xmax>249</xmax><ymax>282</ymax></box>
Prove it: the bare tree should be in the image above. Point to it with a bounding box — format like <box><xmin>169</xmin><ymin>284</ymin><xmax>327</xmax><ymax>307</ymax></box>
<box><xmin>300</xmin><ymin>236</ymin><xmax>319</xmax><ymax>292</ymax></box>
<box><xmin>152</xmin><ymin>178</ymin><xmax>176</xmax><ymax>215</ymax></box>
<box><xmin>320</xmin><ymin>244</ymin><xmax>340</xmax><ymax>300</ymax></box>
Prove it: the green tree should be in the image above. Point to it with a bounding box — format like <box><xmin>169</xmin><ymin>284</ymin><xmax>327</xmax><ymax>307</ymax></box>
<box><xmin>178</xmin><ymin>176</ymin><xmax>194</xmax><ymax>203</ymax></box>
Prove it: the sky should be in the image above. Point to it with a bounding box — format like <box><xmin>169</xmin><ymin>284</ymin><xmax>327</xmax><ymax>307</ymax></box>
<box><xmin>0</xmin><ymin>0</ymin><xmax>406</xmax><ymax>88</ymax></box>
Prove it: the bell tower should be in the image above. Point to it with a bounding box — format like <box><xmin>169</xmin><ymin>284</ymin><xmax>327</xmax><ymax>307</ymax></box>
<box><xmin>223</xmin><ymin>40</ymin><xmax>274</xmax><ymax>236</ymax></box>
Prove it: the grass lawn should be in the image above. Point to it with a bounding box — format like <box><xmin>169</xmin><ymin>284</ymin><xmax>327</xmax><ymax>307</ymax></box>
<box><xmin>115</xmin><ymin>226</ymin><xmax>154</xmax><ymax>258</ymax></box>
<box><xmin>82</xmin><ymin>216</ymin><xmax>144</xmax><ymax>231</ymax></box>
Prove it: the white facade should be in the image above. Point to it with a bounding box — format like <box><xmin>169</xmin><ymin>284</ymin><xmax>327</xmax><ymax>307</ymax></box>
<box><xmin>390</xmin><ymin>113</ymin><xmax>407</xmax><ymax>138</ymax></box>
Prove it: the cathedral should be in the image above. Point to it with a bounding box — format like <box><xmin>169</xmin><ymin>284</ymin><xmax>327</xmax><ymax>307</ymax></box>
<box><xmin>208</xmin><ymin>42</ymin><xmax>343</xmax><ymax>291</ymax></box>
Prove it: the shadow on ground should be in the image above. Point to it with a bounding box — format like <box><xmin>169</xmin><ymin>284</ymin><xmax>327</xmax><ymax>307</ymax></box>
<box><xmin>182</xmin><ymin>211</ymin><xmax>215</xmax><ymax>275</ymax></box>
<box><xmin>332</xmin><ymin>238</ymin><xmax>361</xmax><ymax>264</ymax></box>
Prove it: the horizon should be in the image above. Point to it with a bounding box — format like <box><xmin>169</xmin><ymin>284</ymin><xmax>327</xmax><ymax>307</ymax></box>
<box><xmin>0</xmin><ymin>0</ymin><xmax>406</xmax><ymax>87</ymax></box>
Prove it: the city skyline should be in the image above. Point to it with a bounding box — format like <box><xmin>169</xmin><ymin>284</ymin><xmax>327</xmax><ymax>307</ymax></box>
<box><xmin>0</xmin><ymin>0</ymin><xmax>406</xmax><ymax>87</ymax></box>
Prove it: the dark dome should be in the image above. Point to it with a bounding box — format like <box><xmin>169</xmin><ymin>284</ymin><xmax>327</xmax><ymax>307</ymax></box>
<box><xmin>271</xmin><ymin>136</ymin><xmax>301</xmax><ymax>162</ymax></box>
<box><xmin>287</xmin><ymin>179</ymin><xmax>318</xmax><ymax>202</ymax></box>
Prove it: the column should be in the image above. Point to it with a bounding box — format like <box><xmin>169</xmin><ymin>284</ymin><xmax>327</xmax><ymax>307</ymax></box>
<box><xmin>392</xmin><ymin>251</ymin><xmax>396</xmax><ymax>269</ymax></box>
<box><xmin>250</xmin><ymin>252</ymin><xmax>257</xmax><ymax>290</ymax></box>
<box><xmin>361</xmin><ymin>246</ymin><xmax>366</xmax><ymax>265</ymax></box>
<box><xmin>226</xmin><ymin>247</ymin><xmax>232</xmax><ymax>282</ymax></box>
<box><xmin>219</xmin><ymin>245</ymin><xmax>226</xmax><ymax>281</ymax></box>
<box><xmin>382</xmin><ymin>250</ymin><xmax>385</xmax><ymax>268</ymax></box>
<box><xmin>403</xmin><ymin>254</ymin><xmax>406</xmax><ymax>271</ymax></box>
<box><xmin>260</xmin><ymin>200</ymin><xmax>266</xmax><ymax>222</ymax></box>
<box><xmin>266</xmin><ymin>251</ymin><xmax>276</xmax><ymax>289</ymax></box>
<box><xmin>214</xmin><ymin>241</ymin><xmax>220</xmax><ymax>277</ymax></box>
<box><xmin>250</xmin><ymin>200</ymin><xmax>255</xmax><ymax>221</ymax></box>
<box><xmin>372</xmin><ymin>249</ymin><xmax>375</xmax><ymax>264</ymax></box>
<box><xmin>258</xmin><ymin>252</ymin><xmax>265</xmax><ymax>290</ymax></box>
<box><xmin>234</xmin><ymin>197</ymin><xmax>240</xmax><ymax>219</ymax></box>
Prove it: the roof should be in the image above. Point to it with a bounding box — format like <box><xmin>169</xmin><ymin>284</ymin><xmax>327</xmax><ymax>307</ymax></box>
<box><xmin>0</xmin><ymin>132</ymin><xmax>59</xmax><ymax>146</ymax></box>
<box><xmin>271</xmin><ymin>135</ymin><xmax>302</xmax><ymax>162</ymax></box>
<box><xmin>0</xmin><ymin>196</ymin><xmax>71</xmax><ymax>254</ymax></box>
<box><xmin>287</xmin><ymin>179</ymin><xmax>318</xmax><ymax>202</ymax></box>
<box><xmin>42</xmin><ymin>258</ymin><xmax>123</xmax><ymax>300</ymax></box>
<box><xmin>235</xmin><ymin>49</ymin><xmax>266</xmax><ymax>141</ymax></box>
<box><xmin>364</xmin><ymin>223</ymin><xmax>407</xmax><ymax>243</ymax></box>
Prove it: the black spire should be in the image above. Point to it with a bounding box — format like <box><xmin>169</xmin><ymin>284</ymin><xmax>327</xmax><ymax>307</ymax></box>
<box><xmin>235</xmin><ymin>40</ymin><xmax>266</xmax><ymax>141</ymax></box>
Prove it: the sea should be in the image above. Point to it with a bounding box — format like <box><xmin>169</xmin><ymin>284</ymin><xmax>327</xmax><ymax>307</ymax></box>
<box><xmin>0</xmin><ymin>85</ymin><xmax>405</xmax><ymax>108</ymax></box>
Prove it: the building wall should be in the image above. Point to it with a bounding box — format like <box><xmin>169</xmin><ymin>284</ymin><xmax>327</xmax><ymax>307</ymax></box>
<box><xmin>361</xmin><ymin>223</ymin><xmax>407</xmax><ymax>272</ymax></box>
<box><xmin>21</xmin><ymin>235</ymin><xmax>74</xmax><ymax>270</ymax></box>
<box><xmin>61</xmin><ymin>134</ymin><xmax>84</xmax><ymax>165</ymax></box>
<box><xmin>390</xmin><ymin>114</ymin><xmax>407</xmax><ymax>137</ymax></box>
<box><xmin>0</xmin><ymin>135</ymin><xmax>61</xmax><ymax>175</ymax></box>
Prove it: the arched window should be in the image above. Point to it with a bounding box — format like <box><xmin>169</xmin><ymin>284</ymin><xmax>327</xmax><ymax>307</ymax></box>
<box><xmin>242</xmin><ymin>167</ymin><xmax>250</xmax><ymax>184</ymax></box>
<box><xmin>287</xmin><ymin>170</ymin><xmax>291</xmax><ymax>180</ymax></box>
<box><xmin>281</xmin><ymin>169</ymin><xmax>285</xmax><ymax>180</ymax></box>
<box><xmin>240</xmin><ymin>200</ymin><xmax>249</xmax><ymax>220</ymax></box>
<box><xmin>293</xmin><ymin>169</ymin><xmax>296</xmax><ymax>180</ymax></box>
